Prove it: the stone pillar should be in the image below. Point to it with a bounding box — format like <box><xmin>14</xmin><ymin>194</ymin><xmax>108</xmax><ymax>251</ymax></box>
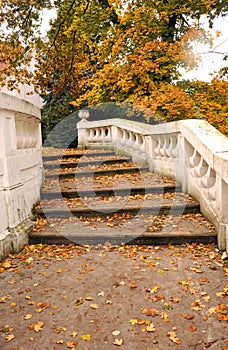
<box><xmin>77</xmin><ymin>110</ymin><xmax>90</xmax><ymax>149</ymax></box>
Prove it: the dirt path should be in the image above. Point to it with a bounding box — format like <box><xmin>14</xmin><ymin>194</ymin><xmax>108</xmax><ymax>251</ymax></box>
<box><xmin>0</xmin><ymin>243</ymin><xmax>227</xmax><ymax>350</ymax></box>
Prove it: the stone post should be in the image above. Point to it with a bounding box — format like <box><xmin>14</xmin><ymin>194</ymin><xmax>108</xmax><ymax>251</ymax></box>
<box><xmin>77</xmin><ymin>110</ymin><xmax>90</xmax><ymax>149</ymax></box>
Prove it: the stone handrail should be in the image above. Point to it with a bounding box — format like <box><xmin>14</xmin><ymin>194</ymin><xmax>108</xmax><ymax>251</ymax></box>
<box><xmin>0</xmin><ymin>92</ymin><xmax>43</xmax><ymax>260</ymax></box>
<box><xmin>77</xmin><ymin>116</ymin><xmax>228</xmax><ymax>252</ymax></box>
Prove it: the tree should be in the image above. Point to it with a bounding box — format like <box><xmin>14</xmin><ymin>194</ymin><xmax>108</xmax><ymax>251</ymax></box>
<box><xmin>1</xmin><ymin>0</ymin><xmax>228</xmax><ymax>135</ymax></box>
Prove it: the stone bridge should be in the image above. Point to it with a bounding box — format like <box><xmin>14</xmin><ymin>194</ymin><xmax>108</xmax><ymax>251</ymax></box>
<box><xmin>78</xmin><ymin>113</ymin><xmax>228</xmax><ymax>252</ymax></box>
<box><xmin>0</xmin><ymin>92</ymin><xmax>227</xmax><ymax>259</ymax></box>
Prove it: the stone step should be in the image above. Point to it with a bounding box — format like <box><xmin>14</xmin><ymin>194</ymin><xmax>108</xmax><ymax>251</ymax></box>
<box><xmin>42</xmin><ymin>149</ymin><xmax>115</xmax><ymax>161</ymax></box>
<box><xmin>44</xmin><ymin>156</ymin><xmax>131</xmax><ymax>169</ymax></box>
<box><xmin>44</xmin><ymin>165</ymin><xmax>149</xmax><ymax>179</ymax></box>
<box><xmin>32</xmin><ymin>147</ymin><xmax>217</xmax><ymax>246</ymax></box>
<box><xmin>31</xmin><ymin>210</ymin><xmax>216</xmax><ymax>246</ymax></box>
<box><xmin>41</xmin><ymin>183</ymin><xmax>182</xmax><ymax>199</ymax></box>
<box><xmin>35</xmin><ymin>201</ymin><xmax>200</xmax><ymax>218</ymax></box>
<box><xmin>29</xmin><ymin>229</ymin><xmax>217</xmax><ymax>246</ymax></box>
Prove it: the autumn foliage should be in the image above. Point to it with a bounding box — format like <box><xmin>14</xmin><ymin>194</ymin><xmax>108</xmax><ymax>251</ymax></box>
<box><xmin>0</xmin><ymin>0</ymin><xmax>228</xmax><ymax>135</ymax></box>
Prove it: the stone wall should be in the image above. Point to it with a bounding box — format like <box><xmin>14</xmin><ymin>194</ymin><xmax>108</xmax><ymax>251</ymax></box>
<box><xmin>0</xmin><ymin>92</ymin><xmax>43</xmax><ymax>260</ymax></box>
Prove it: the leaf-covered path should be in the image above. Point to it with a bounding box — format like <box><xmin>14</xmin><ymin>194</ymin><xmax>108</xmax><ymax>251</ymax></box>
<box><xmin>0</xmin><ymin>243</ymin><xmax>227</xmax><ymax>350</ymax></box>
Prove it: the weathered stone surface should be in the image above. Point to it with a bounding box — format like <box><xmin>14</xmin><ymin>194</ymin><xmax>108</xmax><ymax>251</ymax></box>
<box><xmin>0</xmin><ymin>92</ymin><xmax>42</xmax><ymax>260</ymax></box>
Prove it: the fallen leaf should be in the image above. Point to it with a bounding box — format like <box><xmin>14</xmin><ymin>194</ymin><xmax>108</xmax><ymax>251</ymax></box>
<box><xmin>98</xmin><ymin>291</ymin><xmax>105</xmax><ymax>297</ymax></box>
<box><xmin>67</xmin><ymin>341</ymin><xmax>78</xmax><ymax>348</ymax></box>
<box><xmin>75</xmin><ymin>298</ymin><xmax>84</xmax><ymax>306</ymax></box>
<box><xmin>189</xmin><ymin>288</ymin><xmax>197</xmax><ymax>295</ymax></box>
<box><xmin>218</xmin><ymin>314</ymin><xmax>228</xmax><ymax>321</ymax></box>
<box><xmin>203</xmin><ymin>295</ymin><xmax>211</xmax><ymax>303</ymax></box>
<box><xmin>29</xmin><ymin>321</ymin><xmax>44</xmax><ymax>333</ymax></box>
<box><xmin>163</xmin><ymin>303</ymin><xmax>173</xmax><ymax>311</ymax></box>
<box><xmin>71</xmin><ymin>332</ymin><xmax>78</xmax><ymax>337</ymax></box>
<box><xmin>130</xmin><ymin>281</ymin><xmax>137</xmax><ymax>289</ymax></box>
<box><xmin>24</xmin><ymin>314</ymin><xmax>33</xmax><ymax>320</ymax></box>
<box><xmin>180</xmin><ymin>314</ymin><xmax>194</xmax><ymax>320</ymax></box>
<box><xmin>129</xmin><ymin>319</ymin><xmax>138</xmax><ymax>325</ymax></box>
<box><xmin>146</xmin><ymin>323</ymin><xmax>156</xmax><ymax>332</ymax></box>
<box><xmin>90</xmin><ymin>303</ymin><xmax>99</xmax><ymax>309</ymax></box>
<box><xmin>189</xmin><ymin>326</ymin><xmax>197</xmax><ymax>332</ymax></box>
<box><xmin>170</xmin><ymin>297</ymin><xmax>182</xmax><ymax>303</ymax></box>
<box><xmin>142</xmin><ymin>308</ymin><xmax>158</xmax><ymax>317</ymax></box>
<box><xmin>6</xmin><ymin>334</ymin><xmax>14</xmax><ymax>342</ymax></box>
<box><xmin>9</xmin><ymin>302</ymin><xmax>17</xmax><ymax>307</ymax></box>
<box><xmin>113</xmin><ymin>339</ymin><xmax>123</xmax><ymax>346</ymax></box>
<box><xmin>119</xmin><ymin>281</ymin><xmax>125</xmax><ymax>286</ymax></box>
<box><xmin>54</xmin><ymin>327</ymin><xmax>67</xmax><ymax>334</ymax></box>
<box><xmin>112</xmin><ymin>330</ymin><xmax>120</xmax><ymax>336</ymax></box>
<box><xmin>81</xmin><ymin>334</ymin><xmax>91</xmax><ymax>341</ymax></box>
<box><xmin>152</xmin><ymin>295</ymin><xmax>165</xmax><ymax>302</ymax></box>
<box><xmin>8</xmin><ymin>280</ymin><xmax>16</xmax><ymax>285</ymax></box>
<box><xmin>190</xmin><ymin>267</ymin><xmax>203</xmax><ymax>273</ymax></box>
<box><xmin>160</xmin><ymin>312</ymin><xmax>169</xmax><ymax>322</ymax></box>
<box><xmin>167</xmin><ymin>331</ymin><xmax>181</xmax><ymax>344</ymax></box>
<box><xmin>191</xmin><ymin>299</ymin><xmax>205</xmax><ymax>311</ymax></box>
<box><xmin>150</xmin><ymin>285</ymin><xmax>160</xmax><ymax>294</ymax></box>
<box><xmin>36</xmin><ymin>302</ymin><xmax>50</xmax><ymax>313</ymax></box>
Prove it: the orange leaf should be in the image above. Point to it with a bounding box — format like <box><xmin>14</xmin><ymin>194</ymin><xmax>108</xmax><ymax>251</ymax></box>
<box><xmin>180</xmin><ymin>314</ymin><xmax>194</xmax><ymax>320</ymax></box>
<box><xmin>142</xmin><ymin>308</ymin><xmax>158</xmax><ymax>317</ymax></box>
<box><xmin>189</xmin><ymin>326</ymin><xmax>197</xmax><ymax>332</ymax></box>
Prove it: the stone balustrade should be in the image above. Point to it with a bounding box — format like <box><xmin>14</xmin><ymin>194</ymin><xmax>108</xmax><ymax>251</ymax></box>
<box><xmin>0</xmin><ymin>92</ymin><xmax>43</xmax><ymax>260</ymax></box>
<box><xmin>77</xmin><ymin>115</ymin><xmax>228</xmax><ymax>252</ymax></box>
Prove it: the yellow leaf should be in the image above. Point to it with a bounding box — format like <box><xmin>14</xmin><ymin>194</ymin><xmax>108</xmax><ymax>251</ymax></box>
<box><xmin>71</xmin><ymin>332</ymin><xmax>78</xmax><ymax>337</ymax></box>
<box><xmin>24</xmin><ymin>314</ymin><xmax>33</xmax><ymax>320</ymax></box>
<box><xmin>8</xmin><ymin>280</ymin><xmax>16</xmax><ymax>284</ymax></box>
<box><xmin>190</xmin><ymin>288</ymin><xmax>197</xmax><ymax>294</ymax></box>
<box><xmin>167</xmin><ymin>331</ymin><xmax>181</xmax><ymax>344</ymax></box>
<box><xmin>34</xmin><ymin>321</ymin><xmax>44</xmax><ymax>332</ymax></box>
<box><xmin>90</xmin><ymin>303</ymin><xmax>99</xmax><ymax>309</ymax></box>
<box><xmin>10</xmin><ymin>302</ymin><xmax>17</xmax><ymax>307</ymax></box>
<box><xmin>113</xmin><ymin>338</ymin><xmax>123</xmax><ymax>346</ymax></box>
<box><xmin>6</xmin><ymin>334</ymin><xmax>14</xmax><ymax>342</ymax></box>
<box><xmin>81</xmin><ymin>334</ymin><xmax>91</xmax><ymax>341</ymax></box>
<box><xmin>203</xmin><ymin>295</ymin><xmax>211</xmax><ymax>302</ymax></box>
<box><xmin>150</xmin><ymin>285</ymin><xmax>160</xmax><ymax>294</ymax></box>
<box><xmin>146</xmin><ymin>323</ymin><xmax>156</xmax><ymax>332</ymax></box>
<box><xmin>130</xmin><ymin>281</ymin><xmax>137</xmax><ymax>289</ymax></box>
<box><xmin>129</xmin><ymin>319</ymin><xmax>138</xmax><ymax>325</ymax></box>
<box><xmin>25</xmin><ymin>257</ymin><xmax>33</xmax><ymax>265</ymax></box>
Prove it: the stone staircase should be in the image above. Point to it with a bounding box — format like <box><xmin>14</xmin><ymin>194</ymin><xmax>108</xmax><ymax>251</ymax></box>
<box><xmin>30</xmin><ymin>148</ymin><xmax>217</xmax><ymax>246</ymax></box>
